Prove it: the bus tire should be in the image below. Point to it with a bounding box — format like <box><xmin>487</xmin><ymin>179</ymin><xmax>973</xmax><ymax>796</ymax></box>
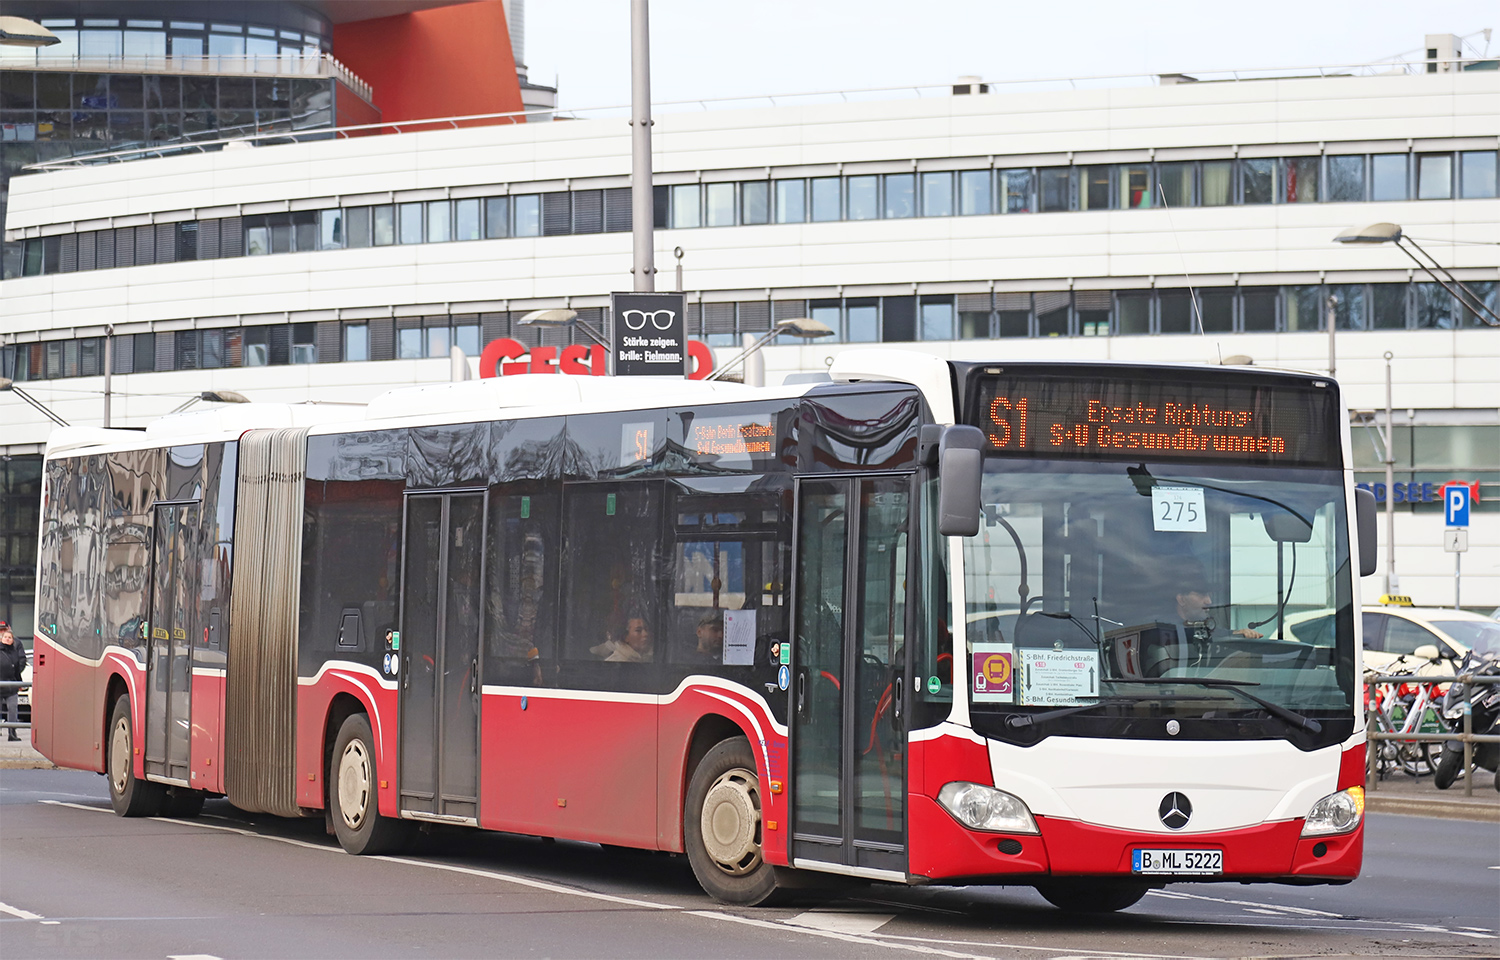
<box><xmin>330</xmin><ymin>713</ymin><xmax>409</xmax><ymax>856</ymax></box>
<box><xmin>106</xmin><ymin>695</ymin><xmax>166</xmax><ymax>818</ymax></box>
<box><xmin>684</xmin><ymin>736</ymin><xmax>778</xmax><ymax>905</ymax></box>
<box><xmin>1035</xmin><ymin>879</ymin><xmax>1150</xmax><ymax>913</ymax></box>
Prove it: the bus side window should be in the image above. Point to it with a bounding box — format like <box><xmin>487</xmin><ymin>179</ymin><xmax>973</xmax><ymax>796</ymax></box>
<box><xmin>560</xmin><ymin>483</ymin><xmax>666</xmax><ymax>667</ymax></box>
<box><xmin>484</xmin><ymin>487</ymin><xmax>560</xmax><ymax>685</ymax></box>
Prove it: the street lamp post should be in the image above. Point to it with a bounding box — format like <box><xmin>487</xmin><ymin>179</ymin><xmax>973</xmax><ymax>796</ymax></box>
<box><xmin>517</xmin><ymin>308</ymin><xmax>609</xmax><ymax>348</ymax></box>
<box><xmin>1382</xmin><ymin>351</ymin><xmax>1396</xmax><ymax>595</ymax></box>
<box><xmin>0</xmin><ymin>16</ymin><xmax>60</xmax><ymax>47</ymax></box>
<box><xmin>630</xmin><ymin>0</ymin><xmax>655</xmax><ymax>293</ymax></box>
<box><xmin>706</xmin><ymin>318</ymin><xmax>835</xmax><ymax>383</ymax></box>
<box><xmin>1333</xmin><ymin>223</ymin><xmax>1500</xmax><ymax>327</ymax></box>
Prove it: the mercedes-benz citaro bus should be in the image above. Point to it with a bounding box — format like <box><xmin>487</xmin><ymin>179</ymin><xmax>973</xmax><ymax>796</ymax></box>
<box><xmin>30</xmin><ymin>351</ymin><xmax>1377</xmax><ymax>912</ymax></box>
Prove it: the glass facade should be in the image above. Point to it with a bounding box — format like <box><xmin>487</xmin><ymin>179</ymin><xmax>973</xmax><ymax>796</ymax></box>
<box><xmin>7</xmin><ymin>149</ymin><xmax>1495</xmax><ymax>282</ymax></box>
<box><xmin>2</xmin><ymin>281</ymin><xmax>1491</xmax><ymax>388</ymax></box>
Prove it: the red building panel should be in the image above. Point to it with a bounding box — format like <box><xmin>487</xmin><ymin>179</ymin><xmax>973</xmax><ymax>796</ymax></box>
<box><xmin>333</xmin><ymin>1</ymin><xmax>524</xmax><ymax>126</ymax></box>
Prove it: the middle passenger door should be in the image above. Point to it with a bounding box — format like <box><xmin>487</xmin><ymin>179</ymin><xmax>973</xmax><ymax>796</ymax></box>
<box><xmin>399</xmin><ymin>491</ymin><xmax>484</xmax><ymax>822</ymax></box>
<box><xmin>790</xmin><ymin>475</ymin><xmax>911</xmax><ymax>879</ymax></box>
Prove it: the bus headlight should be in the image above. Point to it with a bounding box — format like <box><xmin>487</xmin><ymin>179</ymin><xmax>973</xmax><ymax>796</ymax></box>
<box><xmin>1302</xmin><ymin>787</ymin><xmax>1364</xmax><ymax>836</ymax></box>
<box><xmin>937</xmin><ymin>782</ymin><xmax>1038</xmax><ymax>834</ymax></box>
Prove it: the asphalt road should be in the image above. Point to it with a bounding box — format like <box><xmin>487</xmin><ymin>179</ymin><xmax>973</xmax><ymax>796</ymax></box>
<box><xmin>1</xmin><ymin>769</ymin><xmax>1495</xmax><ymax>959</ymax></box>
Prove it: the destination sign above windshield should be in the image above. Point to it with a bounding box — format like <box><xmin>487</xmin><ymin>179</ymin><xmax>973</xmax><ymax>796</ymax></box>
<box><xmin>967</xmin><ymin>374</ymin><xmax>1338</xmax><ymax>466</ymax></box>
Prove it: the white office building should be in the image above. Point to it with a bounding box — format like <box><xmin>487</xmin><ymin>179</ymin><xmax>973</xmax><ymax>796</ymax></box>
<box><xmin>2</xmin><ymin>51</ymin><xmax>1497</xmax><ymax>625</ymax></box>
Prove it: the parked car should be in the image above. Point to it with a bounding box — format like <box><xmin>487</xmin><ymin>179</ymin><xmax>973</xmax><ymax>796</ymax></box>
<box><xmin>1362</xmin><ymin>596</ymin><xmax>1500</xmax><ymax>676</ymax></box>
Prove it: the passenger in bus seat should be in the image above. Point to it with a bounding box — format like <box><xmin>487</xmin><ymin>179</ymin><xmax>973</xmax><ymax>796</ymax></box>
<box><xmin>602</xmin><ymin>613</ymin><xmax>654</xmax><ymax>662</ymax></box>
<box><xmin>690</xmin><ymin>611</ymin><xmax>724</xmax><ymax>664</ymax></box>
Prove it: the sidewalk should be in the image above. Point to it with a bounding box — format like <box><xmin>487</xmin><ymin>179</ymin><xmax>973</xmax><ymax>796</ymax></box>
<box><xmin>0</xmin><ymin>734</ymin><xmax>54</xmax><ymax>769</ymax></box>
<box><xmin>1365</xmin><ymin>766</ymin><xmax>1499</xmax><ymax>822</ymax></box>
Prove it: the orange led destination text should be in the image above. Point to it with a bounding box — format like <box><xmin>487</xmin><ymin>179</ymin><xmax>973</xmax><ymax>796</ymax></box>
<box><xmin>988</xmin><ymin>396</ymin><xmax>1287</xmax><ymax>455</ymax></box>
<box><xmin>692</xmin><ymin>419</ymin><xmax>774</xmax><ymax>457</ymax></box>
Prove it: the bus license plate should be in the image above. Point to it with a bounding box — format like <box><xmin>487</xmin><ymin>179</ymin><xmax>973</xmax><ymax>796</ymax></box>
<box><xmin>1132</xmin><ymin>848</ymin><xmax>1222</xmax><ymax>875</ymax></box>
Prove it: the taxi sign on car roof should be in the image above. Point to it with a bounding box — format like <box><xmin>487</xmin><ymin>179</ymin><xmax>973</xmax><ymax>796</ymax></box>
<box><xmin>1378</xmin><ymin>594</ymin><xmax>1414</xmax><ymax>606</ymax></box>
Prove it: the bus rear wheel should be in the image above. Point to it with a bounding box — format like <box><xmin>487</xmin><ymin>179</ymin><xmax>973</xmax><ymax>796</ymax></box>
<box><xmin>329</xmin><ymin>713</ymin><xmax>410</xmax><ymax>856</ymax></box>
<box><xmin>685</xmin><ymin>736</ymin><xmax>778</xmax><ymax>905</ymax></box>
<box><xmin>106</xmin><ymin>695</ymin><xmax>166</xmax><ymax>817</ymax></box>
<box><xmin>1035</xmin><ymin>879</ymin><xmax>1150</xmax><ymax>913</ymax></box>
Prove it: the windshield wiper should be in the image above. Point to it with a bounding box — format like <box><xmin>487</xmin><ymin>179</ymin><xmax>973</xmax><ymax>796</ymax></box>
<box><xmin>1004</xmin><ymin>697</ymin><xmax>1139</xmax><ymax>729</ymax></box>
<box><xmin>1104</xmin><ymin>677</ymin><xmax>1322</xmax><ymax>734</ymax></box>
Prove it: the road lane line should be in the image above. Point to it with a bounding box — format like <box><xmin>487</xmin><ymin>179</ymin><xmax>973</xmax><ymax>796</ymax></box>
<box><xmin>868</xmin><ymin>933</ymin><xmax>1205</xmax><ymax>959</ymax></box>
<box><xmin>1149</xmin><ymin>888</ymin><xmax>1495</xmax><ymax>939</ymax></box>
<box><xmin>0</xmin><ymin>901</ymin><xmax>44</xmax><ymax>920</ymax></box>
<box><xmin>370</xmin><ymin>855</ymin><xmax>680</xmax><ymax>911</ymax></box>
<box><xmin>785</xmin><ymin>908</ymin><xmax>896</xmax><ymax>934</ymax></box>
<box><xmin>39</xmin><ymin>799</ymin><xmax>677</xmax><ymax>912</ymax></box>
<box><xmin>688</xmin><ymin>910</ymin><xmax>992</xmax><ymax>959</ymax></box>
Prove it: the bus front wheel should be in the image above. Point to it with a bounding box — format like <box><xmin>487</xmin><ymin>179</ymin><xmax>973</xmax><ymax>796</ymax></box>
<box><xmin>685</xmin><ymin>736</ymin><xmax>778</xmax><ymax>905</ymax></box>
<box><xmin>329</xmin><ymin>713</ymin><xmax>410</xmax><ymax>855</ymax></box>
<box><xmin>106</xmin><ymin>695</ymin><xmax>166</xmax><ymax>817</ymax></box>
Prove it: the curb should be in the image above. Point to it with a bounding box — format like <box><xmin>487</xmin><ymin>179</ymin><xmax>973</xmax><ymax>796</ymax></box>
<box><xmin>1366</xmin><ymin>795</ymin><xmax>1500</xmax><ymax>822</ymax></box>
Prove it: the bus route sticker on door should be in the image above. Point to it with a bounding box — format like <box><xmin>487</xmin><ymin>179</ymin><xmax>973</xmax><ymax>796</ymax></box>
<box><xmin>1018</xmin><ymin>648</ymin><xmax>1100</xmax><ymax>706</ymax></box>
<box><xmin>972</xmin><ymin>643</ymin><xmax>1014</xmax><ymax>703</ymax></box>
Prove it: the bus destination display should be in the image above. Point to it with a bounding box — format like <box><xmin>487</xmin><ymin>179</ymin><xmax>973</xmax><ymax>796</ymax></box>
<box><xmin>968</xmin><ymin>375</ymin><xmax>1335</xmax><ymax>466</ymax></box>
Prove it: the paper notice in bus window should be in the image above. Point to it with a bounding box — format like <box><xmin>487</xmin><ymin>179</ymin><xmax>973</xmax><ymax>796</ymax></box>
<box><xmin>972</xmin><ymin>643</ymin><xmax>1014</xmax><ymax>703</ymax></box>
<box><xmin>1017</xmin><ymin>648</ymin><xmax>1100</xmax><ymax>706</ymax></box>
<box><xmin>1151</xmin><ymin>486</ymin><xmax>1206</xmax><ymax>532</ymax></box>
<box><xmin>722</xmin><ymin>609</ymin><xmax>755</xmax><ymax>666</ymax></box>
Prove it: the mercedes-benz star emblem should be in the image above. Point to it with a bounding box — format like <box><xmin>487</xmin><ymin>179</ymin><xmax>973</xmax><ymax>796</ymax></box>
<box><xmin>1159</xmin><ymin>792</ymin><xmax>1192</xmax><ymax>829</ymax></box>
<box><xmin>1166</xmin><ymin>719</ymin><xmax>1181</xmax><ymax>736</ymax></box>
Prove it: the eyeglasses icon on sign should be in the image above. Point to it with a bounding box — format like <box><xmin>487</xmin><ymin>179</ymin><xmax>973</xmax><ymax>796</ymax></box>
<box><xmin>622</xmin><ymin>309</ymin><xmax>676</xmax><ymax>331</ymax></box>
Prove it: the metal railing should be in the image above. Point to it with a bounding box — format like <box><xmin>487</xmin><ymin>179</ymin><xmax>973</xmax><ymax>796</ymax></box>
<box><xmin>1365</xmin><ymin>671</ymin><xmax>1500</xmax><ymax>798</ymax></box>
<box><xmin>20</xmin><ymin>56</ymin><xmax>1491</xmax><ymax>172</ymax></box>
<box><xmin>0</xmin><ymin>52</ymin><xmax>373</xmax><ymax>103</ymax></box>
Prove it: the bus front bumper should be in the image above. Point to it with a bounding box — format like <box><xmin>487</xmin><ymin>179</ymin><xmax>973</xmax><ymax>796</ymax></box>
<box><xmin>908</xmin><ymin>794</ymin><xmax>1362</xmax><ymax>884</ymax></box>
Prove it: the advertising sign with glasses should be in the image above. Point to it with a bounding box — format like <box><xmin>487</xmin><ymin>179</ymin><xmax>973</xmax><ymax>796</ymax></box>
<box><xmin>612</xmin><ymin>292</ymin><xmax>686</xmax><ymax>377</ymax></box>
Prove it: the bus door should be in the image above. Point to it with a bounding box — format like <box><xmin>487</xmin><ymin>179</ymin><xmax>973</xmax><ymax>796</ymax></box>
<box><xmin>790</xmin><ymin>476</ymin><xmax>911</xmax><ymax>877</ymax></box>
<box><xmin>399</xmin><ymin>491</ymin><xmax>484</xmax><ymax>822</ymax></box>
<box><xmin>145</xmin><ymin>501</ymin><xmax>198</xmax><ymax>784</ymax></box>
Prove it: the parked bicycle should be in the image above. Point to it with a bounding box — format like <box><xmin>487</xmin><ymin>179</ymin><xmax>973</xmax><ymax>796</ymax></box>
<box><xmin>1365</xmin><ymin>647</ymin><xmax>1450</xmax><ymax>779</ymax></box>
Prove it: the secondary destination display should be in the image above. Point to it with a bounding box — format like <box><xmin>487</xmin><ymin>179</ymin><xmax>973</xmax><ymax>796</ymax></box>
<box><xmin>968</xmin><ymin>373</ymin><xmax>1337</xmax><ymax>466</ymax></box>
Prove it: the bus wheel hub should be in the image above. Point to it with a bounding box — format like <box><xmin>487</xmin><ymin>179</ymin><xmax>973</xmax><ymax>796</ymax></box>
<box><xmin>701</xmin><ymin>768</ymin><xmax>760</xmax><ymax>874</ymax></box>
<box><xmin>338</xmin><ymin>740</ymin><xmax>371</xmax><ymax>829</ymax></box>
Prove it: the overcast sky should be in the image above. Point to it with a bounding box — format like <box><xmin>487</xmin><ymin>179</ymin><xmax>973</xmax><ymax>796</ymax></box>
<box><xmin>523</xmin><ymin>0</ymin><xmax>1494</xmax><ymax>111</ymax></box>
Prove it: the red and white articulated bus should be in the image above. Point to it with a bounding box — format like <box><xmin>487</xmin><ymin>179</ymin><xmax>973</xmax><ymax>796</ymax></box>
<box><xmin>30</xmin><ymin>351</ymin><xmax>1377</xmax><ymax>911</ymax></box>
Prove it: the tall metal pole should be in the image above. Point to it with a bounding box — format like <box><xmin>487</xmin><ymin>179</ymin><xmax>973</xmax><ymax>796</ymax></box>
<box><xmin>630</xmin><ymin>0</ymin><xmax>655</xmax><ymax>293</ymax></box>
<box><xmin>1325</xmin><ymin>295</ymin><xmax>1336</xmax><ymax>378</ymax></box>
<box><xmin>1383</xmin><ymin>351</ymin><xmax>1395</xmax><ymax>595</ymax></box>
<box><xmin>102</xmin><ymin>323</ymin><xmax>113</xmax><ymax>428</ymax></box>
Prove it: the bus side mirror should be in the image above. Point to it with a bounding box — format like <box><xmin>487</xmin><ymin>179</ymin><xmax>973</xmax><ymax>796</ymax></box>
<box><xmin>1355</xmin><ymin>487</ymin><xmax>1377</xmax><ymax>578</ymax></box>
<box><xmin>937</xmin><ymin>425</ymin><xmax>984</xmax><ymax>537</ymax></box>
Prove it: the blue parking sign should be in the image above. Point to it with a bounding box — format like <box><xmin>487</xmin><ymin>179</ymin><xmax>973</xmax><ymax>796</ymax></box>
<box><xmin>1444</xmin><ymin>485</ymin><xmax>1470</xmax><ymax>527</ymax></box>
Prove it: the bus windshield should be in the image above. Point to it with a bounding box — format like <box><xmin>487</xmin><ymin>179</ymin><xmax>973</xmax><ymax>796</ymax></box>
<box><xmin>961</xmin><ymin>457</ymin><xmax>1355</xmax><ymax>743</ymax></box>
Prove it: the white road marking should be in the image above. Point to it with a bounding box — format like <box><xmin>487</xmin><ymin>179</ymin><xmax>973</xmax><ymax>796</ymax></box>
<box><xmin>167</xmin><ymin>955</ymin><xmax>224</xmax><ymax>959</ymax></box>
<box><xmin>1150</xmin><ymin>888</ymin><xmax>1495</xmax><ymax>939</ymax></box>
<box><xmin>689</xmin><ymin>910</ymin><xmax>991</xmax><ymax>959</ymax></box>
<box><xmin>0</xmin><ymin>901</ymin><xmax>44</xmax><ymax>920</ymax></box>
<box><xmin>785</xmin><ymin>908</ymin><xmax>897</xmax><ymax>934</ymax></box>
<box><xmin>870</xmin><ymin>933</ymin><xmax>1204</xmax><ymax>959</ymax></box>
<box><xmin>371</xmin><ymin>855</ymin><xmax>679</xmax><ymax>911</ymax></box>
<box><xmin>31</xmin><ymin>799</ymin><xmax>1498</xmax><ymax>950</ymax></box>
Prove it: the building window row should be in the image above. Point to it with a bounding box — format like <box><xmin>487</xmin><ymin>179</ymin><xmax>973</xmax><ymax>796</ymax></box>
<box><xmin>6</xmin><ymin>149</ymin><xmax>1496</xmax><ymax>280</ymax></box>
<box><xmin>0</xmin><ymin>17</ymin><xmax>331</xmax><ymax>64</ymax></box>
<box><xmin>4</xmin><ymin>281</ymin><xmax>1494</xmax><ymax>384</ymax></box>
